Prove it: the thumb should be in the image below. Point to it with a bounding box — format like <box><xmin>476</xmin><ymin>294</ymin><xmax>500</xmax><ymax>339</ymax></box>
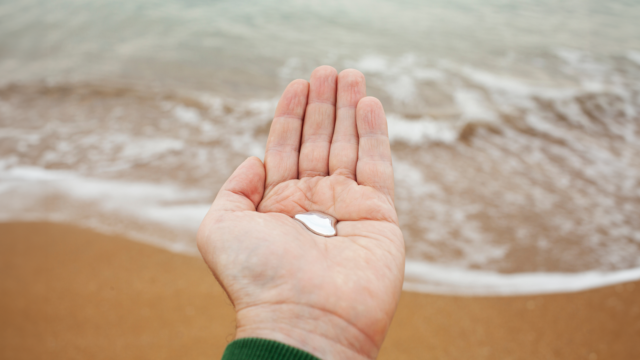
<box><xmin>210</xmin><ymin>156</ymin><xmax>266</xmax><ymax>212</ymax></box>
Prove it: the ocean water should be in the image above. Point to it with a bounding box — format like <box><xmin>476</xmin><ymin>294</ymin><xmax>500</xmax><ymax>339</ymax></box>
<box><xmin>1</xmin><ymin>0</ymin><xmax>640</xmax><ymax>295</ymax></box>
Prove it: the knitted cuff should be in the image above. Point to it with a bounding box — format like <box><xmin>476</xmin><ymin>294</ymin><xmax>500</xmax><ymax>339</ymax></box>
<box><xmin>221</xmin><ymin>337</ymin><xmax>320</xmax><ymax>360</ymax></box>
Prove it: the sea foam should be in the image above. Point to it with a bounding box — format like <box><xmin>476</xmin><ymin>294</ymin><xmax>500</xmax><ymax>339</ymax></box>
<box><xmin>1</xmin><ymin>50</ymin><xmax>639</xmax><ymax>296</ymax></box>
<box><xmin>2</xmin><ymin>165</ymin><xmax>640</xmax><ymax>296</ymax></box>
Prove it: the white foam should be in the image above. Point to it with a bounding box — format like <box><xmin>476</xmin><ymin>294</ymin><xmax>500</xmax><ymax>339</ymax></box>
<box><xmin>404</xmin><ymin>260</ymin><xmax>640</xmax><ymax>296</ymax></box>
<box><xmin>461</xmin><ymin>66</ymin><xmax>576</xmax><ymax>99</ymax></box>
<box><xmin>349</xmin><ymin>54</ymin><xmax>389</xmax><ymax>74</ymax></box>
<box><xmin>412</xmin><ymin>68</ymin><xmax>445</xmax><ymax>82</ymax></box>
<box><xmin>627</xmin><ymin>50</ymin><xmax>640</xmax><ymax>66</ymax></box>
<box><xmin>278</xmin><ymin>57</ymin><xmax>303</xmax><ymax>81</ymax></box>
<box><xmin>172</xmin><ymin>105</ymin><xmax>202</xmax><ymax>124</ymax></box>
<box><xmin>0</xmin><ymin>166</ymin><xmax>210</xmax><ymax>254</ymax></box>
<box><xmin>387</xmin><ymin>115</ymin><xmax>459</xmax><ymax>144</ymax></box>
<box><xmin>119</xmin><ymin>138</ymin><xmax>185</xmax><ymax>160</ymax></box>
<box><xmin>386</xmin><ymin>74</ymin><xmax>417</xmax><ymax>103</ymax></box>
<box><xmin>3</xmin><ymin>53</ymin><xmax>640</xmax><ymax>297</ymax></box>
<box><xmin>453</xmin><ymin>88</ymin><xmax>500</xmax><ymax>123</ymax></box>
<box><xmin>2</xmin><ymin>164</ymin><xmax>640</xmax><ymax>296</ymax></box>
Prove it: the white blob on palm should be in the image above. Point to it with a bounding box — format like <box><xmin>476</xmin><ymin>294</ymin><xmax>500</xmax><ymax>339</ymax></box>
<box><xmin>294</xmin><ymin>211</ymin><xmax>338</xmax><ymax>237</ymax></box>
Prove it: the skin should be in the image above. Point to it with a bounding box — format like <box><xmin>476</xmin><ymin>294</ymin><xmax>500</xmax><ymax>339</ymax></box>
<box><xmin>197</xmin><ymin>66</ymin><xmax>405</xmax><ymax>360</ymax></box>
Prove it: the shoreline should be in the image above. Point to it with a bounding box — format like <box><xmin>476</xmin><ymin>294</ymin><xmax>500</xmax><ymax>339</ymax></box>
<box><xmin>1</xmin><ymin>222</ymin><xmax>639</xmax><ymax>359</ymax></box>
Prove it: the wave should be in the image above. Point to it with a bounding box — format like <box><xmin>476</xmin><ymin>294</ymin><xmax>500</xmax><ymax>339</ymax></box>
<box><xmin>404</xmin><ymin>260</ymin><xmax>640</xmax><ymax>296</ymax></box>
<box><xmin>2</xmin><ymin>165</ymin><xmax>640</xmax><ymax>296</ymax></box>
<box><xmin>1</xmin><ymin>50</ymin><xmax>640</xmax><ymax>295</ymax></box>
<box><xmin>0</xmin><ymin>165</ymin><xmax>208</xmax><ymax>255</ymax></box>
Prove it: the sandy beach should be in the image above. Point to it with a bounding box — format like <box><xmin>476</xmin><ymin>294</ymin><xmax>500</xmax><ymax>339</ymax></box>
<box><xmin>2</xmin><ymin>1</ymin><xmax>640</xmax><ymax>359</ymax></box>
<box><xmin>1</xmin><ymin>222</ymin><xmax>639</xmax><ymax>359</ymax></box>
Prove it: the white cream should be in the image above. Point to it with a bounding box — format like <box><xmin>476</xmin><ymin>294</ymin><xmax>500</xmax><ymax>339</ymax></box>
<box><xmin>294</xmin><ymin>212</ymin><xmax>337</xmax><ymax>237</ymax></box>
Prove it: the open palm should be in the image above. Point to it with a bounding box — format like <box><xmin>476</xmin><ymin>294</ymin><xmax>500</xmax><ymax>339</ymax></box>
<box><xmin>198</xmin><ymin>67</ymin><xmax>405</xmax><ymax>360</ymax></box>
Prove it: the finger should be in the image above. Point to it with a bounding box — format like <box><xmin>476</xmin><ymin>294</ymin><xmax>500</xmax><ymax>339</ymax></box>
<box><xmin>198</xmin><ymin>157</ymin><xmax>265</xmax><ymax>271</ymax></box>
<box><xmin>329</xmin><ymin>69</ymin><xmax>366</xmax><ymax>180</ymax></box>
<box><xmin>210</xmin><ymin>157</ymin><xmax>265</xmax><ymax>212</ymax></box>
<box><xmin>264</xmin><ymin>79</ymin><xmax>309</xmax><ymax>191</ymax></box>
<box><xmin>355</xmin><ymin>97</ymin><xmax>394</xmax><ymax>199</ymax></box>
<box><xmin>298</xmin><ymin>66</ymin><xmax>338</xmax><ymax>178</ymax></box>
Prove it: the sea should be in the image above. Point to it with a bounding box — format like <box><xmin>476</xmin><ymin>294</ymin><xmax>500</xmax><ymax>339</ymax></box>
<box><xmin>1</xmin><ymin>0</ymin><xmax>639</xmax><ymax>295</ymax></box>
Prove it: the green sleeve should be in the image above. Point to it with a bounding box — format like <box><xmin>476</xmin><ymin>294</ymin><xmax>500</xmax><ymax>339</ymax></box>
<box><xmin>221</xmin><ymin>338</ymin><xmax>321</xmax><ymax>360</ymax></box>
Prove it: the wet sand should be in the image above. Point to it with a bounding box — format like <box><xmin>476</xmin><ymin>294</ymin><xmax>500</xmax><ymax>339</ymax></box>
<box><xmin>1</xmin><ymin>222</ymin><xmax>639</xmax><ymax>360</ymax></box>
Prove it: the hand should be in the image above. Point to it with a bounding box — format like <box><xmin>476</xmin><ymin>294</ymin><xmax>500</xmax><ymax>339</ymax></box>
<box><xmin>197</xmin><ymin>66</ymin><xmax>405</xmax><ymax>360</ymax></box>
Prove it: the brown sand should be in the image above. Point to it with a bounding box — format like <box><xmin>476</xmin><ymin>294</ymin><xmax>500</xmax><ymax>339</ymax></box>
<box><xmin>1</xmin><ymin>222</ymin><xmax>639</xmax><ymax>360</ymax></box>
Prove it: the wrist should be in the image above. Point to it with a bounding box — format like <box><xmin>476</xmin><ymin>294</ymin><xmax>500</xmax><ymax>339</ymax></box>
<box><xmin>235</xmin><ymin>303</ymin><xmax>380</xmax><ymax>360</ymax></box>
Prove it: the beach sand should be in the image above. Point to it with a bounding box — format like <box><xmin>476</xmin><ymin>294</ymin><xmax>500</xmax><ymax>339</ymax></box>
<box><xmin>1</xmin><ymin>222</ymin><xmax>639</xmax><ymax>360</ymax></box>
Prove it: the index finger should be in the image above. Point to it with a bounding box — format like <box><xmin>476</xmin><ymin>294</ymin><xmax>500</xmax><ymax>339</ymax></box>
<box><xmin>264</xmin><ymin>79</ymin><xmax>309</xmax><ymax>192</ymax></box>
